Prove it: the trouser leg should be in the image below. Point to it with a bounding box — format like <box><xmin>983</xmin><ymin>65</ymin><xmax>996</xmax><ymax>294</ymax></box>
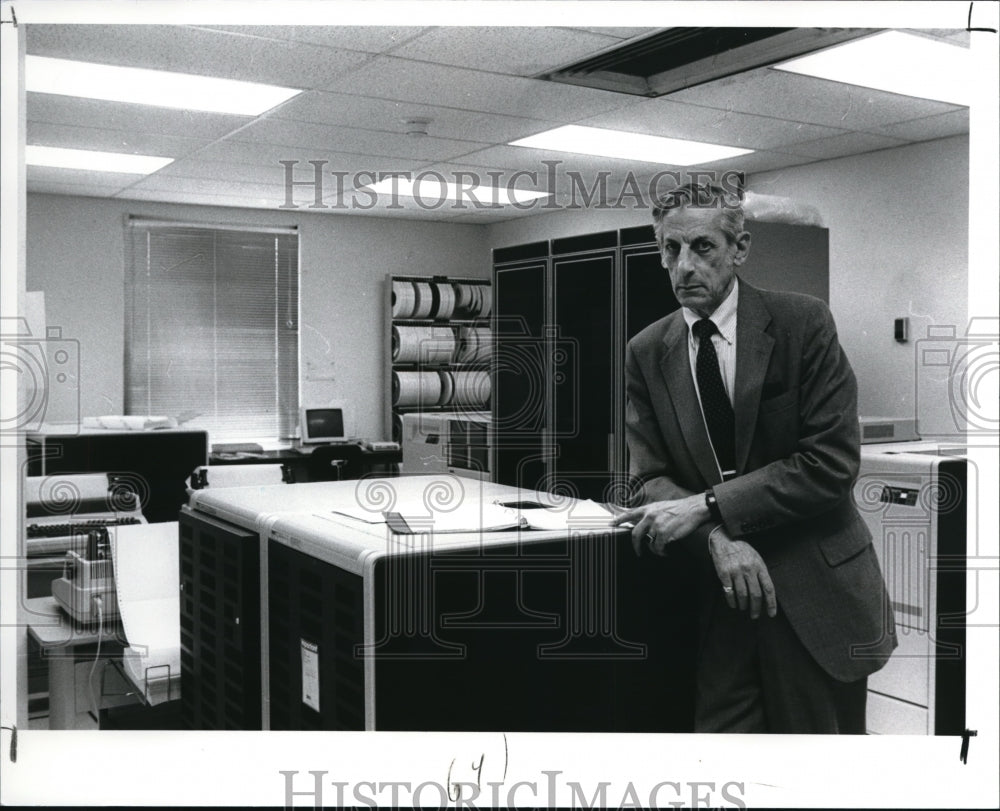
<box><xmin>694</xmin><ymin>591</ymin><xmax>766</xmax><ymax>733</ymax></box>
<box><xmin>757</xmin><ymin>606</ymin><xmax>868</xmax><ymax>734</ymax></box>
<box><xmin>695</xmin><ymin>592</ymin><xmax>868</xmax><ymax>734</ymax></box>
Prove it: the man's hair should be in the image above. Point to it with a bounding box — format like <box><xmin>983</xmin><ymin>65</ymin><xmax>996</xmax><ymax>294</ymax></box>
<box><xmin>652</xmin><ymin>181</ymin><xmax>745</xmax><ymax>245</ymax></box>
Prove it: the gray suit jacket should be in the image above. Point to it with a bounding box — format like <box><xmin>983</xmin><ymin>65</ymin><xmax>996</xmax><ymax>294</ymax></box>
<box><xmin>625</xmin><ymin>279</ymin><xmax>896</xmax><ymax>681</ymax></box>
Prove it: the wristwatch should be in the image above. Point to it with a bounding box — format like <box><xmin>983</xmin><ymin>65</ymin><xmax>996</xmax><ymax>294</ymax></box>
<box><xmin>704</xmin><ymin>489</ymin><xmax>723</xmax><ymax>523</ymax></box>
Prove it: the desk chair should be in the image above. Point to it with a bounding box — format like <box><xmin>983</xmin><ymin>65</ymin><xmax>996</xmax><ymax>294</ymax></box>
<box><xmin>306</xmin><ymin>444</ymin><xmax>364</xmax><ymax>481</ymax></box>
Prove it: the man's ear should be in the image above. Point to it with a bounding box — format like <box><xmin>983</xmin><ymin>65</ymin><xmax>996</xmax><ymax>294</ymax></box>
<box><xmin>732</xmin><ymin>230</ymin><xmax>751</xmax><ymax>267</ymax></box>
<box><xmin>657</xmin><ymin>237</ymin><xmax>670</xmax><ymax>269</ymax></box>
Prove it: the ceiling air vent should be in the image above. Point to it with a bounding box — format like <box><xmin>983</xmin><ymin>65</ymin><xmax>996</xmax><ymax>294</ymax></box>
<box><xmin>539</xmin><ymin>27</ymin><xmax>871</xmax><ymax>97</ymax></box>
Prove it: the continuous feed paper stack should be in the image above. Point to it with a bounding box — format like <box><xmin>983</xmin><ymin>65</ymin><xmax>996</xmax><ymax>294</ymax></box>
<box><xmin>110</xmin><ymin>522</ymin><xmax>181</xmax><ymax>705</ymax></box>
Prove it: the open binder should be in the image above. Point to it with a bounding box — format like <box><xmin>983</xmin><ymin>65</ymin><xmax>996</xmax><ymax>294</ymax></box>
<box><xmin>384</xmin><ymin>498</ymin><xmax>616</xmax><ymax>534</ymax></box>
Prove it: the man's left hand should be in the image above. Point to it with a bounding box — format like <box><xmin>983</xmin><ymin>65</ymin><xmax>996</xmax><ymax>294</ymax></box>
<box><xmin>612</xmin><ymin>494</ymin><xmax>710</xmax><ymax>556</ymax></box>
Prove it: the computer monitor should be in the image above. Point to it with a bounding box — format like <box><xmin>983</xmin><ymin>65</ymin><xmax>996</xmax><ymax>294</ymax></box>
<box><xmin>299</xmin><ymin>403</ymin><xmax>348</xmax><ymax>444</ymax></box>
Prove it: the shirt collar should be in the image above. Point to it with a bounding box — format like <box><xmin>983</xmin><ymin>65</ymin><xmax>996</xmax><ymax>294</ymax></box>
<box><xmin>682</xmin><ymin>279</ymin><xmax>739</xmax><ymax>345</ymax></box>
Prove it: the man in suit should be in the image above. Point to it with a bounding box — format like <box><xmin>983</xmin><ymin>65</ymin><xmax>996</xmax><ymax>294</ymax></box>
<box><xmin>612</xmin><ymin>181</ymin><xmax>896</xmax><ymax>733</ymax></box>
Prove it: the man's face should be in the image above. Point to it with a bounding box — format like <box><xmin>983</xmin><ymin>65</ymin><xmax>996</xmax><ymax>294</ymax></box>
<box><xmin>657</xmin><ymin>205</ymin><xmax>750</xmax><ymax>318</ymax></box>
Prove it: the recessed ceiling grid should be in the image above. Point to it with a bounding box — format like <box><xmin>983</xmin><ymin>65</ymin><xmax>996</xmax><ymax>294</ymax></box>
<box><xmin>23</xmin><ymin>25</ymin><xmax>970</xmax><ymax>223</ymax></box>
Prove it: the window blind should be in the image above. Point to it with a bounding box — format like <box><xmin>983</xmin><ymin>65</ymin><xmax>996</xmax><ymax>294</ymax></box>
<box><xmin>125</xmin><ymin>219</ymin><xmax>299</xmax><ymax>443</ymax></box>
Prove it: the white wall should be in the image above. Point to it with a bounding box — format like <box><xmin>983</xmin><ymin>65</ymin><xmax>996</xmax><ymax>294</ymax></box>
<box><xmin>26</xmin><ymin>194</ymin><xmax>491</xmax><ymax>440</ymax></box>
<box><xmin>490</xmin><ymin>203</ymin><xmax>652</xmax><ymax>249</ymax></box>
<box><xmin>486</xmin><ymin>135</ymin><xmax>970</xmax><ymax>437</ymax></box>
<box><xmin>750</xmin><ymin>135</ymin><xmax>968</xmax><ymax>437</ymax></box>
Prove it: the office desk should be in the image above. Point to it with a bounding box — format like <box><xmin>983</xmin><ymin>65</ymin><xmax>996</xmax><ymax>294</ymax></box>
<box><xmin>24</xmin><ymin>596</ymin><xmax>134</xmax><ymax>729</ymax></box>
<box><xmin>179</xmin><ymin>477</ymin><xmax>700</xmax><ymax>732</ymax></box>
<box><xmin>209</xmin><ymin>444</ymin><xmax>401</xmax><ymax>481</ymax></box>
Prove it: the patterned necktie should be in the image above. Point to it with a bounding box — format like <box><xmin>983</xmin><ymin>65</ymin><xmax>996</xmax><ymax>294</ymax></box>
<box><xmin>692</xmin><ymin>318</ymin><xmax>735</xmax><ymax>477</ymax></box>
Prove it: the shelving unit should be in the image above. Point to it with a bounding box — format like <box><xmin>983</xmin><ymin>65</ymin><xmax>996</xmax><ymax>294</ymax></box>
<box><xmin>385</xmin><ymin>275</ymin><xmax>493</xmax><ymax>479</ymax></box>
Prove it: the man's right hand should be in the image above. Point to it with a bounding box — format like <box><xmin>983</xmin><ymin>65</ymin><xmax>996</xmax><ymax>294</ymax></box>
<box><xmin>708</xmin><ymin>528</ymin><xmax>777</xmax><ymax>620</ymax></box>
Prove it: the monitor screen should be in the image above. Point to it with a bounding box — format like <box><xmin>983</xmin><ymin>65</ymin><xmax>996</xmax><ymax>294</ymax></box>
<box><xmin>300</xmin><ymin>405</ymin><xmax>347</xmax><ymax>444</ymax></box>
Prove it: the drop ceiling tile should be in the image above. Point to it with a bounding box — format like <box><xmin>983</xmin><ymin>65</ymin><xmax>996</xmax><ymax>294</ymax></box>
<box><xmin>154</xmin><ymin>159</ymin><xmax>293</xmax><ymax>185</ymax></box>
<box><xmin>27</xmin><ymin>122</ymin><xmax>212</xmax><ymax>159</ymax></box>
<box><xmin>627</xmin><ymin>150</ymin><xmax>823</xmax><ymax>193</ymax></box>
<box><xmin>455</xmin><ymin>143</ymin><xmax>706</xmax><ymax>178</ymax></box>
<box><xmin>445</xmin><ymin>212</ymin><xmax>539</xmax><ymax>225</ymax></box>
<box><xmin>229</xmin><ymin>118</ymin><xmax>485</xmax><ymax>162</ymax></box>
<box><xmin>191</xmin><ymin>139</ymin><xmax>424</xmax><ymax>177</ymax></box>
<box><xmin>780</xmin><ymin>131</ymin><xmax>910</xmax><ymax>160</ymax></box>
<box><xmin>127</xmin><ymin>175</ymin><xmax>292</xmax><ymax>201</ymax></box>
<box><xmin>690</xmin><ymin>149</ymin><xmax>822</xmax><ymax>175</ymax></box>
<box><xmin>414</xmin><ymin>160</ymin><xmax>660</xmax><ymax>210</ymax></box>
<box><xmin>26</xmin><ymin>165</ymin><xmax>147</xmax><ymax>189</ymax></box>
<box><xmin>444</xmin><ymin>207</ymin><xmax>545</xmax><ymax>224</ymax></box>
<box><xmin>390</xmin><ymin>27</ymin><xmax>623</xmax><ymax>77</ymax></box>
<box><xmin>315</xmin><ymin>168</ymin><xmax>530</xmax><ymax>220</ymax></box>
<box><xmin>320</xmin><ymin>55</ymin><xmax>635</xmax><ymax>121</ymax></box>
<box><xmin>116</xmin><ymin>188</ymin><xmax>294</xmax><ymax>210</ymax></box>
<box><xmin>577</xmin><ymin>97</ymin><xmax>847</xmax><ymax>150</ymax></box>
<box><xmin>271</xmin><ymin>91</ymin><xmax>556</xmax><ymax>144</ymax></box>
<box><xmin>869</xmin><ymin>109</ymin><xmax>970</xmax><ymax>142</ymax></box>
<box><xmin>27</xmin><ymin>179</ymin><xmax>132</xmax><ymax>198</ymax></box>
<box><xmin>670</xmin><ymin>67</ymin><xmax>964</xmax><ymax>131</ymax></box>
<box><xmin>25</xmin><ymin>24</ymin><xmax>372</xmax><ymax>90</ymax></box>
<box><xmin>317</xmin><ymin>190</ymin><xmax>474</xmax><ymax>222</ymax></box>
<box><xmin>163</xmin><ymin>149</ymin><xmax>426</xmax><ymax>210</ymax></box>
<box><xmin>27</xmin><ymin>94</ymin><xmax>251</xmax><ymax>141</ymax></box>
<box><xmin>188</xmin><ymin>25</ymin><xmax>430</xmax><ymax>53</ymax></box>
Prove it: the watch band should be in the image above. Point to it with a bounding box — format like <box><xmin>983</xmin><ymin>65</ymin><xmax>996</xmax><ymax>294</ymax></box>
<box><xmin>705</xmin><ymin>489</ymin><xmax>723</xmax><ymax>523</ymax></box>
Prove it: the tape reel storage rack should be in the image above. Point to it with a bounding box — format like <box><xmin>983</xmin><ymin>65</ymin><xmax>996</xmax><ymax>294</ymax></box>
<box><xmin>386</xmin><ymin>275</ymin><xmax>493</xmax><ymax>479</ymax></box>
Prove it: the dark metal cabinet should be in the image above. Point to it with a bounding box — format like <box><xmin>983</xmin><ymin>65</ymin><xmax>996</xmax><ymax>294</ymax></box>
<box><xmin>550</xmin><ymin>233</ymin><xmax>618</xmax><ymax>501</ymax></box>
<box><xmin>492</xmin><ymin>242</ymin><xmax>550</xmax><ymax>492</ymax></box>
<box><xmin>492</xmin><ymin>221</ymin><xmax>829</xmax><ymax>500</ymax></box>
<box><xmin>178</xmin><ymin>506</ymin><xmax>261</xmax><ymax>730</ymax></box>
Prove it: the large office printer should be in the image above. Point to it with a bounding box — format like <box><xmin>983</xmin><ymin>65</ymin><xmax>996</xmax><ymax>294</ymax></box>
<box><xmin>179</xmin><ymin>475</ymin><xmax>700</xmax><ymax>732</ymax></box>
<box><xmin>29</xmin><ymin>519</ymin><xmax>183</xmax><ymax>731</ymax></box>
<box><xmin>854</xmin><ymin>441</ymin><xmax>968</xmax><ymax>735</ymax></box>
<box><xmin>25</xmin><ymin>474</ymin><xmax>182</xmax><ymax>727</ymax></box>
<box><xmin>24</xmin><ymin>472</ymin><xmax>147</xmax><ymax>724</ymax></box>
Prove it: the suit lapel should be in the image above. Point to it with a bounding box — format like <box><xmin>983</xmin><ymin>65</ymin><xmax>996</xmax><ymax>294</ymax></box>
<box><xmin>733</xmin><ymin>282</ymin><xmax>774</xmax><ymax>474</ymax></box>
<box><xmin>657</xmin><ymin>314</ymin><xmax>721</xmax><ymax>486</ymax></box>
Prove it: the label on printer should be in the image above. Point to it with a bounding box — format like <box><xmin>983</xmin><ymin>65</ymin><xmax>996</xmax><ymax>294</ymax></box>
<box><xmin>301</xmin><ymin>639</ymin><xmax>320</xmax><ymax>713</ymax></box>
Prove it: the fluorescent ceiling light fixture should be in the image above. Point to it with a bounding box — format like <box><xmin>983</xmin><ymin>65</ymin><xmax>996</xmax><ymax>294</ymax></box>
<box><xmin>26</xmin><ymin>145</ymin><xmax>173</xmax><ymax>174</ymax></box>
<box><xmin>361</xmin><ymin>176</ymin><xmax>550</xmax><ymax>206</ymax></box>
<box><xmin>25</xmin><ymin>55</ymin><xmax>301</xmax><ymax>115</ymax></box>
<box><xmin>773</xmin><ymin>31</ymin><xmax>971</xmax><ymax>107</ymax></box>
<box><xmin>509</xmin><ymin>125</ymin><xmax>753</xmax><ymax>166</ymax></box>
